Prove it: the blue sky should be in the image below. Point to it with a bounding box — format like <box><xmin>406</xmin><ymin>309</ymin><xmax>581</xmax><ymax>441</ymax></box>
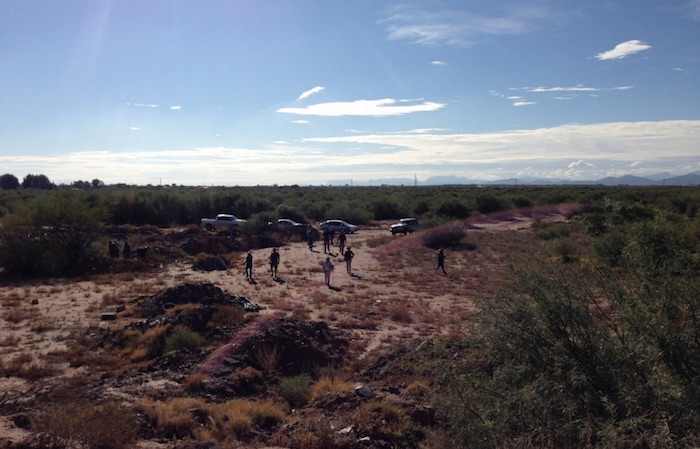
<box><xmin>1</xmin><ymin>1</ymin><xmax>699</xmax><ymax>186</ymax></box>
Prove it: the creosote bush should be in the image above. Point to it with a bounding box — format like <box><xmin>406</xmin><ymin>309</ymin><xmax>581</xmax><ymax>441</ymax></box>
<box><xmin>437</xmin><ymin>251</ymin><xmax>700</xmax><ymax>448</ymax></box>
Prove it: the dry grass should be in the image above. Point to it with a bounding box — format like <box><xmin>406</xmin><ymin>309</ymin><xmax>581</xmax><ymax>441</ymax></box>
<box><xmin>137</xmin><ymin>397</ymin><xmax>285</xmax><ymax>441</ymax></box>
<box><xmin>0</xmin><ymin>352</ymin><xmax>58</xmax><ymax>380</ymax></box>
<box><xmin>255</xmin><ymin>343</ymin><xmax>280</xmax><ymax>373</ymax></box>
<box><xmin>32</xmin><ymin>400</ymin><xmax>138</xmax><ymax>449</ymax></box>
<box><xmin>310</xmin><ymin>375</ymin><xmax>353</xmax><ymax>399</ymax></box>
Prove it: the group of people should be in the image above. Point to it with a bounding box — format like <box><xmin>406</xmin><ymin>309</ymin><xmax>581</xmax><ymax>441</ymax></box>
<box><xmin>108</xmin><ymin>240</ymin><xmax>131</xmax><ymax>259</ymax></box>
<box><xmin>241</xmin><ymin>236</ymin><xmax>448</xmax><ymax>285</ymax></box>
<box><xmin>241</xmin><ymin>235</ymin><xmax>356</xmax><ymax>288</ymax></box>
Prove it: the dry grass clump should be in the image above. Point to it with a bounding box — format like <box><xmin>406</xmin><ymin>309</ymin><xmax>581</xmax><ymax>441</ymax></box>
<box><xmin>208</xmin><ymin>304</ymin><xmax>248</xmax><ymax>327</ymax></box>
<box><xmin>389</xmin><ymin>302</ymin><xmax>412</xmax><ymax>323</ymax></box>
<box><xmin>353</xmin><ymin>399</ymin><xmax>411</xmax><ymax>439</ymax></box>
<box><xmin>123</xmin><ymin>325</ymin><xmax>169</xmax><ymax>362</ymax></box>
<box><xmin>310</xmin><ymin>375</ymin><xmax>353</xmax><ymax>399</ymax></box>
<box><xmin>137</xmin><ymin>397</ymin><xmax>207</xmax><ymax>439</ymax></box>
<box><xmin>3</xmin><ymin>306</ymin><xmax>33</xmax><ymax>324</ymax></box>
<box><xmin>254</xmin><ymin>343</ymin><xmax>279</xmax><ymax>373</ymax></box>
<box><xmin>0</xmin><ymin>352</ymin><xmax>57</xmax><ymax>380</ymax></box>
<box><xmin>405</xmin><ymin>380</ymin><xmax>431</xmax><ymax>399</ymax></box>
<box><xmin>31</xmin><ymin>400</ymin><xmax>138</xmax><ymax>449</ymax></box>
<box><xmin>137</xmin><ymin>397</ymin><xmax>285</xmax><ymax>441</ymax></box>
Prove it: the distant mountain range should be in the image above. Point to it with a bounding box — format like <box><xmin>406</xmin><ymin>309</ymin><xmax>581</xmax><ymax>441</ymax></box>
<box><xmin>331</xmin><ymin>171</ymin><xmax>700</xmax><ymax>187</ymax></box>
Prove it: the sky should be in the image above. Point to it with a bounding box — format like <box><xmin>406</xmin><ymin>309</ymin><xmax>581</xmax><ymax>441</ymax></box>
<box><xmin>1</xmin><ymin>0</ymin><xmax>700</xmax><ymax>186</ymax></box>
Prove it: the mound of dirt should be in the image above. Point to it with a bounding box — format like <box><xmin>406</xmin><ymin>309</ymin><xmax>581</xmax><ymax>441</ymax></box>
<box><xmin>202</xmin><ymin>317</ymin><xmax>350</xmax><ymax>379</ymax></box>
<box><xmin>134</xmin><ymin>282</ymin><xmax>260</xmax><ymax>319</ymax></box>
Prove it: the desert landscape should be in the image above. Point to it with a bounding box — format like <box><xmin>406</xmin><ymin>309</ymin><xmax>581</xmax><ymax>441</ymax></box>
<box><xmin>0</xmin><ymin>205</ymin><xmax>575</xmax><ymax>449</ymax></box>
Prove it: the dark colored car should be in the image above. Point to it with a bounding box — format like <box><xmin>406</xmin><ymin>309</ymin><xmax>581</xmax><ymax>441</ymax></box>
<box><xmin>390</xmin><ymin>218</ymin><xmax>420</xmax><ymax>235</ymax></box>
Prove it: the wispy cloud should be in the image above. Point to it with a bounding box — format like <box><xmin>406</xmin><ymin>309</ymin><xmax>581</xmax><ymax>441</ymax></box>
<box><xmin>382</xmin><ymin>4</ymin><xmax>560</xmax><ymax>47</ymax></box>
<box><xmin>298</xmin><ymin>86</ymin><xmax>325</xmax><ymax>100</ymax></box>
<box><xmin>277</xmin><ymin>98</ymin><xmax>446</xmax><ymax>117</ymax></box>
<box><xmin>690</xmin><ymin>0</ymin><xmax>700</xmax><ymax>21</ymax></box>
<box><xmin>594</xmin><ymin>40</ymin><xmax>651</xmax><ymax>60</ymax></box>
<box><xmin>513</xmin><ymin>85</ymin><xmax>633</xmax><ymax>93</ymax></box>
<box><xmin>127</xmin><ymin>103</ymin><xmax>159</xmax><ymax>108</ymax></box>
<box><xmin>513</xmin><ymin>101</ymin><xmax>536</xmax><ymax>107</ymax></box>
<box><xmin>291</xmin><ymin>120</ymin><xmax>310</xmax><ymax>124</ymax></box>
<box><xmin>170</xmin><ymin>105</ymin><xmax>182</xmax><ymax>110</ymax></box>
<box><xmin>431</xmin><ymin>60</ymin><xmax>447</xmax><ymax>66</ymax></box>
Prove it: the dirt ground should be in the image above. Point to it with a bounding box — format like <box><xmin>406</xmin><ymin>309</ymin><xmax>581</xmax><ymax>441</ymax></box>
<box><xmin>0</xmin><ymin>205</ymin><xmax>577</xmax><ymax>447</ymax></box>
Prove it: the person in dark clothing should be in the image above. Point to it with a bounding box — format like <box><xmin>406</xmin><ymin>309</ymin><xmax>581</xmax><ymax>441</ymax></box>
<box><xmin>436</xmin><ymin>248</ymin><xmax>446</xmax><ymax>275</ymax></box>
<box><xmin>244</xmin><ymin>250</ymin><xmax>254</xmax><ymax>279</ymax></box>
<box><xmin>323</xmin><ymin>228</ymin><xmax>331</xmax><ymax>253</ymax></box>
<box><xmin>338</xmin><ymin>231</ymin><xmax>347</xmax><ymax>255</ymax></box>
<box><xmin>269</xmin><ymin>248</ymin><xmax>280</xmax><ymax>278</ymax></box>
<box><xmin>123</xmin><ymin>240</ymin><xmax>131</xmax><ymax>259</ymax></box>
<box><xmin>343</xmin><ymin>247</ymin><xmax>355</xmax><ymax>274</ymax></box>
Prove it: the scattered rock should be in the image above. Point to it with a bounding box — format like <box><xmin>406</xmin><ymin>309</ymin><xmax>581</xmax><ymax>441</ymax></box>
<box><xmin>100</xmin><ymin>312</ymin><xmax>117</xmax><ymax>321</ymax></box>
<box><xmin>354</xmin><ymin>383</ymin><xmax>374</xmax><ymax>398</ymax></box>
<box><xmin>192</xmin><ymin>256</ymin><xmax>230</xmax><ymax>271</ymax></box>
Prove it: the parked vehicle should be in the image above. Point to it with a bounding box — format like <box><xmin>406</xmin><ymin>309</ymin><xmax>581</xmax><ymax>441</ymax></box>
<box><xmin>390</xmin><ymin>218</ymin><xmax>420</xmax><ymax>235</ymax></box>
<box><xmin>268</xmin><ymin>218</ymin><xmax>303</xmax><ymax>229</ymax></box>
<box><xmin>201</xmin><ymin>214</ymin><xmax>247</xmax><ymax>231</ymax></box>
<box><xmin>319</xmin><ymin>219</ymin><xmax>358</xmax><ymax>234</ymax></box>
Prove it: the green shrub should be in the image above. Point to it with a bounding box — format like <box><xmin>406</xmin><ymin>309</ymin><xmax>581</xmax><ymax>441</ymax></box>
<box><xmin>163</xmin><ymin>327</ymin><xmax>204</xmax><ymax>354</ymax></box>
<box><xmin>437</xmin><ymin>256</ymin><xmax>700</xmax><ymax>448</ymax></box>
<box><xmin>279</xmin><ymin>374</ymin><xmax>313</xmax><ymax>408</ymax></box>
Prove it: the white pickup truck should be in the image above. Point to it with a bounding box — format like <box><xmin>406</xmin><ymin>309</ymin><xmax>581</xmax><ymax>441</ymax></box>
<box><xmin>201</xmin><ymin>214</ymin><xmax>247</xmax><ymax>231</ymax></box>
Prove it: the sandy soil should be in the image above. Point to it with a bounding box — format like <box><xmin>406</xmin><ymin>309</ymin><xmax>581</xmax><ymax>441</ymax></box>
<box><xmin>0</xmin><ymin>205</ymin><xmax>576</xmax><ymax>446</ymax></box>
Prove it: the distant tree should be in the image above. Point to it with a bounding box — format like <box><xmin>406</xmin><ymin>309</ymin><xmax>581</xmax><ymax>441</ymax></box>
<box><xmin>22</xmin><ymin>174</ymin><xmax>54</xmax><ymax>189</ymax></box>
<box><xmin>0</xmin><ymin>173</ymin><xmax>20</xmax><ymax>190</ymax></box>
<box><xmin>92</xmin><ymin>179</ymin><xmax>104</xmax><ymax>188</ymax></box>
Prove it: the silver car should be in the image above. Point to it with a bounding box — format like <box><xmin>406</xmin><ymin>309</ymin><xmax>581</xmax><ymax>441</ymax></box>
<box><xmin>319</xmin><ymin>219</ymin><xmax>358</xmax><ymax>234</ymax></box>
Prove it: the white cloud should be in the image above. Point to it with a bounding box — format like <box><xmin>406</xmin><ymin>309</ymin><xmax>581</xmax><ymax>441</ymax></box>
<box><xmin>515</xmin><ymin>85</ymin><xmax>633</xmax><ymax>93</ymax></box>
<box><xmin>298</xmin><ymin>86</ymin><xmax>325</xmax><ymax>100</ymax></box>
<box><xmin>594</xmin><ymin>40</ymin><xmax>651</xmax><ymax>60</ymax></box>
<box><xmin>431</xmin><ymin>60</ymin><xmax>447</xmax><ymax>66</ymax></box>
<box><xmin>568</xmin><ymin>160</ymin><xmax>595</xmax><ymax>169</ymax></box>
<box><xmin>513</xmin><ymin>101</ymin><xmax>535</xmax><ymax>107</ymax></box>
<box><xmin>4</xmin><ymin>120</ymin><xmax>699</xmax><ymax>186</ymax></box>
<box><xmin>291</xmin><ymin>120</ymin><xmax>310</xmax><ymax>124</ymax></box>
<box><xmin>128</xmin><ymin>103</ymin><xmax>159</xmax><ymax>108</ymax></box>
<box><xmin>170</xmin><ymin>105</ymin><xmax>182</xmax><ymax>110</ymax></box>
<box><xmin>277</xmin><ymin>98</ymin><xmax>446</xmax><ymax>117</ymax></box>
<box><xmin>129</xmin><ymin>127</ymin><xmax>140</xmax><ymax>131</ymax></box>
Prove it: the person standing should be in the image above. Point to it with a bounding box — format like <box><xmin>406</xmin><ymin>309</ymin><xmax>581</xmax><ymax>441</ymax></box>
<box><xmin>322</xmin><ymin>256</ymin><xmax>334</xmax><ymax>286</ymax></box>
<box><xmin>322</xmin><ymin>228</ymin><xmax>331</xmax><ymax>253</ymax></box>
<box><xmin>338</xmin><ymin>231</ymin><xmax>347</xmax><ymax>255</ymax></box>
<box><xmin>306</xmin><ymin>227</ymin><xmax>315</xmax><ymax>251</ymax></box>
<box><xmin>269</xmin><ymin>248</ymin><xmax>280</xmax><ymax>278</ymax></box>
<box><xmin>123</xmin><ymin>240</ymin><xmax>131</xmax><ymax>259</ymax></box>
<box><xmin>436</xmin><ymin>248</ymin><xmax>446</xmax><ymax>275</ymax></box>
<box><xmin>244</xmin><ymin>250</ymin><xmax>254</xmax><ymax>279</ymax></box>
<box><xmin>343</xmin><ymin>247</ymin><xmax>355</xmax><ymax>274</ymax></box>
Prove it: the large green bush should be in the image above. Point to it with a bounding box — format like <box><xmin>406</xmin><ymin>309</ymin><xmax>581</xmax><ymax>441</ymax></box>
<box><xmin>437</xmin><ymin>228</ymin><xmax>700</xmax><ymax>448</ymax></box>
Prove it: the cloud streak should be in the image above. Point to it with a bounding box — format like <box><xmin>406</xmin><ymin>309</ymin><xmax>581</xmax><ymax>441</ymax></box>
<box><xmin>277</xmin><ymin>98</ymin><xmax>446</xmax><ymax>117</ymax></box>
<box><xmin>594</xmin><ymin>40</ymin><xmax>652</xmax><ymax>60</ymax></box>
<box><xmin>297</xmin><ymin>86</ymin><xmax>325</xmax><ymax>100</ymax></box>
<box><xmin>382</xmin><ymin>4</ymin><xmax>561</xmax><ymax>47</ymax></box>
<box><xmin>3</xmin><ymin>120</ymin><xmax>697</xmax><ymax>186</ymax></box>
